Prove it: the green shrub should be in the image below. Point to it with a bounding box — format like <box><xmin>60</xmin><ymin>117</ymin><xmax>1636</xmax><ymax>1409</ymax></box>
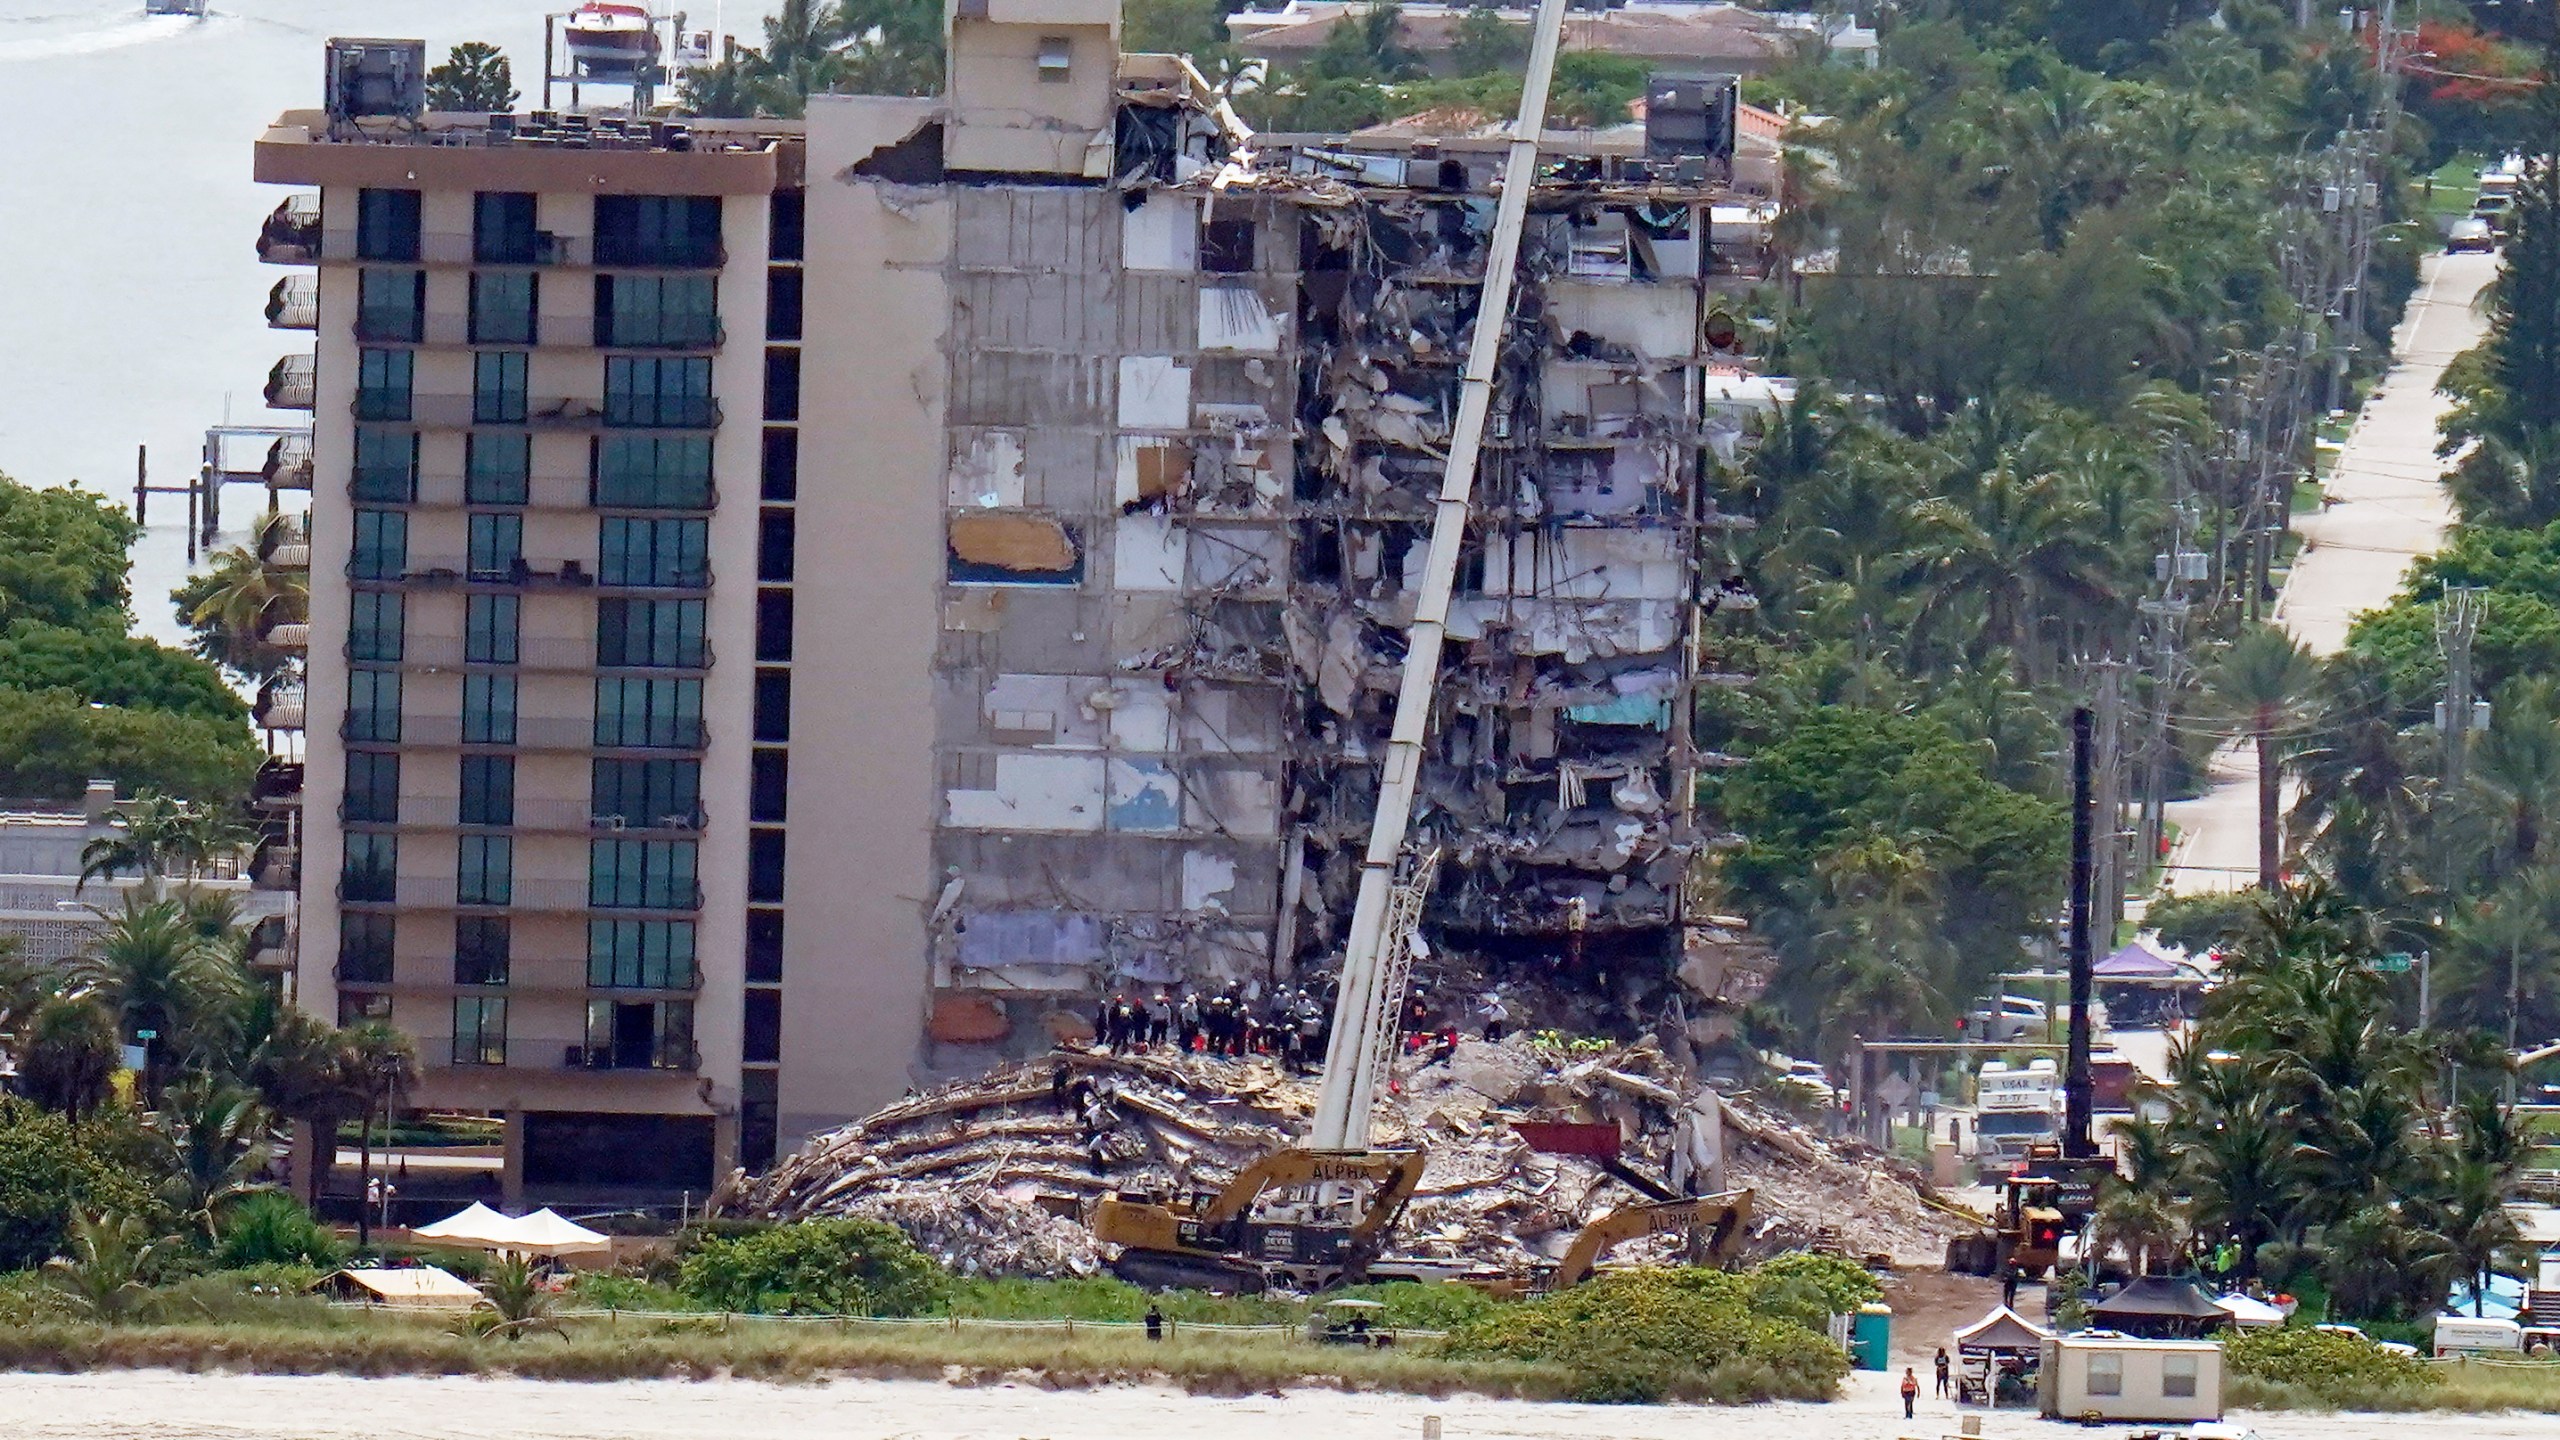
<box><xmin>1330</xmin><ymin>1281</ymin><xmax>1502</xmax><ymax>1332</ymax></box>
<box><xmin>2226</xmin><ymin>1325</ymin><xmax>2439</xmax><ymax>1400</ymax></box>
<box><xmin>1743</xmin><ymin>1253</ymin><xmax>1881</xmax><ymax>1334</ymax></box>
<box><xmin>1441</xmin><ymin>1268</ymin><xmax>1847</xmax><ymax>1403</ymax></box>
<box><xmin>216</xmin><ymin>1194</ymin><xmax>348</xmax><ymax>1271</ymax></box>
<box><xmin>569</xmin><ymin>1273</ymin><xmax>701</xmax><ymax>1312</ymax></box>
<box><xmin>676</xmin><ymin>1218</ymin><xmax>947</xmax><ymax>1316</ymax></box>
<box><xmin>0</xmin><ymin>1101</ymin><xmax>159</xmax><ymax>1272</ymax></box>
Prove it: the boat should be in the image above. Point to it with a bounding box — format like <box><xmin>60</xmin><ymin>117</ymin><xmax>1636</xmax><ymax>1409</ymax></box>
<box><xmin>144</xmin><ymin>0</ymin><xmax>207</xmax><ymax>14</ymax></box>
<box><xmin>563</xmin><ymin>2</ymin><xmax>659</xmax><ymax>76</ymax></box>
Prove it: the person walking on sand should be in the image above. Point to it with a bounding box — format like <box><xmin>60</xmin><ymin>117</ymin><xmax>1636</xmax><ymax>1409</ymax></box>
<box><xmin>1900</xmin><ymin>1367</ymin><xmax>1920</xmax><ymax>1419</ymax></box>
<box><xmin>1935</xmin><ymin>1347</ymin><xmax>1951</xmax><ymax>1398</ymax></box>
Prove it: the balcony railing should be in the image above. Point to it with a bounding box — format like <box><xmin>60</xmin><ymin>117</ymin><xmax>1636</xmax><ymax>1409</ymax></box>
<box><xmin>318</xmin><ymin>231</ymin><xmax>595</xmax><ymax>267</ymax></box>
<box><xmin>366</xmin><ymin>875</ymin><xmax>600</xmax><ymax>910</ymax></box>
<box><xmin>252</xmin><ymin>682</ymin><xmax>305</xmax><ymax>731</ymax></box>
<box><xmin>372</xmin><ymin>796</ymin><xmax>599</xmax><ymax>830</ymax></box>
<box><xmin>406</xmin><ymin>472</ymin><xmax>591</xmax><ymax>509</ymax></box>
<box><xmin>395</xmin><ymin>632</ymin><xmax>599</xmax><ymax>670</ymax></box>
<box><xmin>392</xmin><ymin>394</ymin><xmax>627</xmax><ymax>430</ymax></box>
<box><xmin>257</xmin><ymin>194</ymin><xmax>320</xmax><ymax>264</ymax></box>
<box><xmin>423</xmin><ymin>1034</ymin><xmax>699</xmax><ymax>1072</ymax></box>
<box><xmin>381</xmin><ymin>557</ymin><xmax>600</xmax><ymax>589</ymax></box>
<box><xmin>263</xmin><ymin>433</ymin><xmax>314</xmax><ymax>490</ymax></box>
<box><xmin>266</xmin><ymin>274</ymin><xmax>317</xmax><ymax>329</ymax></box>
<box><xmin>389</xmin><ymin>715</ymin><xmax>625</xmax><ymax>750</ymax></box>
<box><xmin>252</xmin><ymin>758</ymin><xmax>304</xmax><ymax>807</ymax></box>
<box><xmin>265</xmin><ymin>354</ymin><xmax>316</xmax><ymax>411</ymax></box>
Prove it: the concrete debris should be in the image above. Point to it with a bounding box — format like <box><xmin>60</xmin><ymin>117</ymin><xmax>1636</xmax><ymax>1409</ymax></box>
<box><xmin>715</xmin><ymin>1037</ymin><xmax>1968</xmax><ymax>1275</ymax></box>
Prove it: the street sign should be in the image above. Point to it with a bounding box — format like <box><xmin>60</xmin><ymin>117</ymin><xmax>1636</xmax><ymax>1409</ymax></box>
<box><xmin>2374</xmin><ymin>952</ymin><xmax>2416</xmax><ymax>974</ymax></box>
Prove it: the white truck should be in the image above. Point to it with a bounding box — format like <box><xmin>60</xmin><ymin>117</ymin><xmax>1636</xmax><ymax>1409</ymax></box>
<box><xmin>1972</xmin><ymin>1058</ymin><xmax>2063</xmax><ymax>1180</ymax></box>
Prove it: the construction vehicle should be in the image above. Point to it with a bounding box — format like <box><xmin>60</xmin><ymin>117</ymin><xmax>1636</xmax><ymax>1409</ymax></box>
<box><xmin>1944</xmin><ymin>1144</ymin><xmax>2112</xmax><ymax>1280</ymax></box>
<box><xmin>1471</xmin><ymin>1189</ymin><xmax>1756</xmax><ymax>1297</ymax></box>
<box><xmin>1090</xmin><ymin>1147</ymin><xmax>1426</xmax><ymax>1292</ymax></box>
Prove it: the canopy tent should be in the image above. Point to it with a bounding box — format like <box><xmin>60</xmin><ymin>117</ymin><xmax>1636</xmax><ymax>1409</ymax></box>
<box><xmin>2088</xmin><ymin>1277</ymin><xmax>2229</xmax><ymax>1338</ymax></box>
<box><xmin>2097</xmin><ymin>939</ymin><xmax>2199</xmax><ymax>982</ymax></box>
<box><xmin>1953</xmin><ymin>1305</ymin><xmax>2050</xmax><ymax>1355</ymax></box>
<box><xmin>2446</xmin><ymin>1273</ymin><xmax>2526</xmax><ymax>1321</ymax></box>
<box><xmin>319</xmin><ymin>1266</ymin><xmax>482</xmax><ymax>1309</ymax></box>
<box><xmin>2214</xmin><ymin>1292</ymin><xmax>2285</xmax><ymax>1328</ymax></box>
<box><xmin>409</xmin><ymin>1203</ymin><xmax>610</xmax><ymax>1257</ymax></box>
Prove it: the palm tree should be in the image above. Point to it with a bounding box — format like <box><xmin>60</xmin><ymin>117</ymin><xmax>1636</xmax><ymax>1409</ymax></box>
<box><xmin>176</xmin><ymin>517</ymin><xmax>307</xmax><ymax>686</ymax></box>
<box><xmin>2472</xmin><ymin>677</ymin><xmax>2560</xmax><ymax>874</ymax></box>
<box><xmin>2448</xmin><ymin>425</ymin><xmax>2560</xmax><ymax>530</ymax></box>
<box><xmin>16</xmin><ymin>996</ymin><xmax>119</xmax><ymax>1121</ymax></box>
<box><xmin>247</xmin><ymin>1012</ymin><xmax>365</xmax><ymax>1206</ymax></box>
<box><xmin>2208</xmin><ymin>626</ymin><xmax>2321</xmax><ymax>891</ymax></box>
<box><xmin>2421</xmin><ymin>1160</ymin><xmax>2526</xmax><ymax>1317</ymax></box>
<box><xmin>148</xmin><ymin>1079</ymin><xmax>278</xmax><ymax>1243</ymax></box>
<box><xmin>66</xmin><ymin>893</ymin><xmax>242</xmax><ymax>1102</ymax></box>
<box><xmin>43</xmin><ymin>1211</ymin><xmax>160</xmax><ymax>1325</ymax></box>
<box><xmin>469</xmin><ymin>1254</ymin><xmax>565</xmax><ymax>1341</ymax></box>
<box><xmin>346</xmin><ymin>1023</ymin><xmax>418</xmax><ymax>1249</ymax></box>
<box><xmin>77</xmin><ymin>792</ymin><xmax>191</xmax><ymax>891</ymax></box>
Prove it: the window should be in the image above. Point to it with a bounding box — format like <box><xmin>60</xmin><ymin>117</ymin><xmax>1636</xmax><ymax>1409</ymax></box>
<box><xmin>589</xmin><ymin>838</ymin><xmax>699</xmax><ymax>909</ymax></box>
<box><xmin>338</xmin><ymin>912</ymin><xmax>395</xmax><ymax>983</ymax></box>
<box><xmin>763</xmin><ymin>347</ymin><xmax>800</xmax><ymax>422</ymax></box>
<box><xmin>474</xmin><ymin>351</ymin><xmax>528</xmax><ymax>424</ymax></box>
<box><xmin>765</xmin><ymin>267</ymin><xmax>803</xmax><ymax>340</ymax></box>
<box><xmin>1201</xmin><ymin>217</ymin><xmax>1256</xmax><ymax>274</ymax></box>
<box><xmin>594</xmin><ymin>676</ymin><xmax>702</xmax><ymax>748</ymax></box>
<box><xmin>760</xmin><ymin>426</ymin><xmax>797</xmax><ymax>500</ymax></box>
<box><xmin>458</xmin><ymin>834</ymin><xmax>513</xmax><ymax>906</ymax></box>
<box><xmin>758</xmin><ymin>509</ymin><xmax>794</xmax><ymax>582</ymax></box>
<box><xmin>356</xmin><ymin>268</ymin><xmax>425</xmax><ymax>342</ymax></box>
<box><xmin>465</xmin><ymin>594</ymin><xmax>519</xmax><ymax>665</ymax></box>
<box><xmin>455</xmin><ymin>916</ymin><xmax>511</xmax><ymax>986</ymax></box>
<box><xmin>462</xmin><ymin>673</ymin><xmax>517</xmax><ymax>744</ymax></box>
<box><xmin>470</xmin><ymin>271</ymin><xmax>538</xmax><ymax>345</ymax></box>
<box><xmin>597</xmin><ymin>597</ymin><xmax>707</xmax><ymax>668</ymax></box>
<box><xmin>594</xmin><ymin>435</ymin><xmax>713</xmax><ymax>507</ymax></box>
<box><xmin>344</xmin><ymin>751</ymin><xmax>400</xmax><ymax>823</ymax></box>
<box><xmin>342</xmin><ymin>831</ymin><xmax>397</xmax><ymax>903</ymax></box>
<box><xmin>592</xmin><ymin>758</ymin><xmax>701</xmax><ymax>828</ymax></box>
<box><xmin>749</xmin><ymin>827</ymin><xmax>786</xmax><ymax>903</ymax></box>
<box><xmin>356</xmin><ymin>348</ymin><xmax>413</xmax><ymax>421</ymax></box>
<box><xmin>750</xmin><ymin>749</ymin><xmax>787</xmax><ymax>823</ymax></box>
<box><xmin>467</xmin><ymin>512</ymin><xmax>523</xmax><ymax>580</ymax></box>
<box><xmin>346</xmin><ymin>669</ymin><xmax>402</xmax><ymax>742</ymax></box>
<box><xmin>755</xmin><ymin>587</ymin><xmax>793</xmax><ymax>662</ymax></box>
<box><xmin>588</xmin><ymin>918</ymin><xmax>697</xmax><ymax>988</ymax></box>
<box><xmin>2085</xmin><ymin>1354</ymin><xmax>2123</xmax><ymax>1397</ymax></box>
<box><xmin>599</xmin><ymin>516</ymin><xmax>708</xmax><ymax>587</ymax></box>
<box><xmin>339</xmin><ymin>991</ymin><xmax>393</xmax><ymax>1026</ymax></box>
<box><xmin>452</xmin><ymin>996</ymin><xmax>508</xmax><ymax>1066</ymax></box>
<box><xmin>743</xmin><ymin>987</ymin><xmax>781</xmax><ymax>1062</ymax></box>
<box><xmin>459</xmin><ymin>754</ymin><xmax>515</xmax><ymax>826</ymax></box>
<box><xmin>352</xmin><ymin>427</ymin><xmax>418</xmax><ymax>502</ymax></box>
<box><xmin>593</xmin><ymin>194</ymin><xmax>722</xmax><ymax>268</ymax></box>
<box><xmin>605</xmin><ymin>355</ymin><xmax>715</xmax><ymax>427</ymax></box>
<box><xmin>473</xmin><ymin>192</ymin><xmax>540</xmax><ymax>264</ymax></box>
<box><xmin>584</xmin><ymin>998</ymin><xmax>695</xmax><ymax>1069</ymax></box>
<box><xmin>349</xmin><ymin>590</ymin><xmax>403</xmax><ymax>661</ymax></box>
<box><xmin>742</xmin><ymin>1067</ymin><xmax>779</xmax><ymax>1172</ymax></box>
<box><xmin>595</xmin><ymin>274</ymin><xmax>719</xmax><ymax>347</ymax></box>
<box><xmin>2161</xmin><ymin>1354</ymin><xmax>2198</xmax><ymax>1399</ymax></box>
<box><xmin>769</xmin><ymin>189</ymin><xmax>805</xmax><ymax>262</ymax></box>
<box><xmin>753</xmin><ymin>668</ymin><xmax>790</xmax><ymax>742</ymax></box>
<box><xmin>349</xmin><ymin>509</ymin><xmax>407</xmax><ymax>580</ymax></box>
<box><xmin>746</xmin><ymin>908</ymin><xmax>784</xmax><ymax>981</ymax></box>
<box><xmin>466</xmin><ymin>432</ymin><xmax>530</xmax><ymax>505</ymax></box>
<box><xmin>1036</xmin><ymin>34</ymin><xmax>1072</xmax><ymax>81</ymax></box>
<box><xmin>355</xmin><ymin>187</ymin><xmax>421</xmax><ymax>262</ymax></box>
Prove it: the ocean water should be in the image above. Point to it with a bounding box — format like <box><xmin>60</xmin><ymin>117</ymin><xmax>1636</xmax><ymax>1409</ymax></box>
<box><xmin>0</xmin><ymin>1</ymin><xmax>565</xmax><ymax>644</ymax></box>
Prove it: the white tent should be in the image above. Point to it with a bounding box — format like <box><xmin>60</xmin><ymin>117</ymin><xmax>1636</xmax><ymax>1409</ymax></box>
<box><xmin>508</xmin><ymin>1208</ymin><xmax>612</xmax><ymax>1257</ymax></box>
<box><xmin>320</xmin><ymin>1266</ymin><xmax>484</xmax><ymax>1309</ymax></box>
<box><xmin>2215</xmin><ymin>1292</ymin><xmax>2285</xmax><ymax>1328</ymax></box>
<box><xmin>409</xmin><ymin>1202</ymin><xmax>522</xmax><ymax>1248</ymax></box>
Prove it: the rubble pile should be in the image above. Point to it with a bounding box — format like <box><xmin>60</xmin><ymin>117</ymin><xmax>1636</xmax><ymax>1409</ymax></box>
<box><xmin>715</xmin><ymin>1037</ymin><xmax>1972</xmax><ymax>1276</ymax></box>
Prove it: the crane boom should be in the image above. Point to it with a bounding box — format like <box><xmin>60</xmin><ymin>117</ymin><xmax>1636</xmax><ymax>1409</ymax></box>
<box><xmin>1307</xmin><ymin>0</ymin><xmax>1570</xmax><ymax>1152</ymax></box>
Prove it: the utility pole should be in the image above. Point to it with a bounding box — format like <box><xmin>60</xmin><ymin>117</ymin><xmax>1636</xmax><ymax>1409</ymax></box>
<box><xmin>2431</xmin><ymin>586</ymin><xmax>2484</xmax><ymax>1031</ymax></box>
<box><xmin>2092</xmin><ymin>662</ymin><xmax>2127</xmax><ymax>946</ymax></box>
<box><xmin>2066</xmin><ymin>707</ymin><xmax>2096</xmax><ymax>1161</ymax></box>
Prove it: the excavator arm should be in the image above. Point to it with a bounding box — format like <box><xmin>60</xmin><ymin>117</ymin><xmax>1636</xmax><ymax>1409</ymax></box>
<box><xmin>1549</xmin><ymin>1189</ymin><xmax>1754</xmax><ymax>1290</ymax></box>
<box><xmin>1203</xmin><ymin>1149</ymin><xmax>1425</xmax><ymax>1232</ymax></box>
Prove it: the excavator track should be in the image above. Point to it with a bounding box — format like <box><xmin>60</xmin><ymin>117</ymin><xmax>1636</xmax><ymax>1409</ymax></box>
<box><xmin>1110</xmin><ymin>1249</ymin><xmax>1268</xmax><ymax>1294</ymax></box>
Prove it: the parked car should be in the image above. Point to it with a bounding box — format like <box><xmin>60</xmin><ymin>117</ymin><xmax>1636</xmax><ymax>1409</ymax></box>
<box><xmin>1969</xmin><ymin>994</ymin><xmax>2051</xmax><ymax>1040</ymax></box>
<box><xmin>1773</xmin><ymin>1057</ymin><xmax>1836</xmax><ymax>1105</ymax></box>
<box><xmin>2449</xmin><ymin>216</ymin><xmax>2497</xmax><ymax>253</ymax></box>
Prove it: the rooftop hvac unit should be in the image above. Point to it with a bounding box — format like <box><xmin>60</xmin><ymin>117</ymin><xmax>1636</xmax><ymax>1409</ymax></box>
<box><xmin>1644</xmin><ymin>72</ymin><xmax>1739</xmax><ymax>165</ymax></box>
<box><xmin>325</xmin><ymin>38</ymin><xmax>427</xmax><ymax>123</ymax></box>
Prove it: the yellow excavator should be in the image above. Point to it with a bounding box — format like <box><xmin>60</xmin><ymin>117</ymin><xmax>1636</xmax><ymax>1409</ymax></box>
<box><xmin>1468</xmin><ymin>1189</ymin><xmax>1756</xmax><ymax>1297</ymax></box>
<box><xmin>1090</xmin><ymin>1147</ymin><xmax>1428</xmax><ymax>1293</ymax></box>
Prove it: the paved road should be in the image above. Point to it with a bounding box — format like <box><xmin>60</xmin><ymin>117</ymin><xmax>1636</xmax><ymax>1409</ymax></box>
<box><xmin>2162</xmin><ymin>250</ymin><xmax>2498</xmax><ymax>896</ymax></box>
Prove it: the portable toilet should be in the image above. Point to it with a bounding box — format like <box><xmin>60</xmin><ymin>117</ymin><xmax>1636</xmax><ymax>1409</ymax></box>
<box><xmin>1850</xmin><ymin>1302</ymin><xmax>1892</xmax><ymax>1370</ymax></box>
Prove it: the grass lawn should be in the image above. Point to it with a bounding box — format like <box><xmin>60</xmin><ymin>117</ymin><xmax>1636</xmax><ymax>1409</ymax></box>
<box><xmin>2424</xmin><ymin>155</ymin><xmax>2487</xmax><ymax>220</ymax></box>
<box><xmin>2233</xmin><ymin>1360</ymin><xmax>2560</xmax><ymax>1413</ymax></box>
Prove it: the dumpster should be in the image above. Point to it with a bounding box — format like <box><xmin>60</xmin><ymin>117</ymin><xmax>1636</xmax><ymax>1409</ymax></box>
<box><xmin>1851</xmin><ymin>1302</ymin><xmax>1892</xmax><ymax>1371</ymax></box>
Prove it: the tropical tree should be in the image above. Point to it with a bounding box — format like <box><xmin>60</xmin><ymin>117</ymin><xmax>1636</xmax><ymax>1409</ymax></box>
<box><xmin>43</xmin><ymin>1211</ymin><xmax>159</xmax><ymax>1324</ymax></box>
<box><xmin>246</xmin><ymin>1012</ymin><xmax>365</xmax><ymax>1206</ymax></box>
<box><xmin>146</xmin><ymin>1078</ymin><xmax>277</xmax><ymax>1242</ymax></box>
<box><xmin>65</xmin><ymin>893</ymin><xmax>242</xmax><ymax>1100</ymax></box>
<box><xmin>2208</xmin><ymin>626</ymin><xmax>2322</xmax><ymax>890</ymax></box>
<box><xmin>425</xmin><ymin>42</ymin><xmax>521</xmax><ymax>113</ymax></box>
<box><xmin>346</xmin><ymin>1022</ymin><xmax>418</xmax><ymax>1249</ymax></box>
<box><xmin>14</xmin><ymin>996</ymin><xmax>118</xmax><ymax>1121</ymax></box>
<box><xmin>172</xmin><ymin>515</ymin><xmax>306</xmax><ymax>687</ymax></box>
<box><xmin>468</xmin><ymin>1254</ymin><xmax>565</xmax><ymax>1341</ymax></box>
<box><xmin>77</xmin><ymin>791</ymin><xmax>245</xmax><ymax>892</ymax></box>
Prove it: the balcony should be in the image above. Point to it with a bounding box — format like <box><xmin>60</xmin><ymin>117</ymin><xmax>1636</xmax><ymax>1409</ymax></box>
<box><xmin>387</xmin><ymin>632</ymin><xmax>599</xmax><ymax>671</ymax></box>
<box><xmin>253</xmin><ymin>680</ymin><xmax>305</xmax><ymax>731</ymax></box>
<box><xmin>378</xmin><ymin>556</ymin><xmax>600</xmax><ymax>590</ymax></box>
<box><xmin>265</xmin><ymin>353</ymin><xmax>315</xmax><ymax>411</ymax></box>
<box><xmin>252</xmin><ymin>840</ymin><xmax>298</xmax><ymax>892</ymax></box>
<box><xmin>252</xmin><ymin>758</ymin><xmax>304</xmax><ymax>809</ymax></box>
<box><xmin>318</xmin><ymin>231</ymin><xmax>595</xmax><ymax>267</ymax></box>
<box><xmin>391</xmin><ymin>394</ymin><xmax>609</xmax><ymax>430</ymax></box>
<box><xmin>378</xmin><ymin>875</ymin><xmax>702</xmax><ymax>913</ymax></box>
<box><xmin>266</xmin><ymin>274</ymin><xmax>317</xmax><ymax>329</ymax></box>
<box><xmin>387</xmin><ymin>796</ymin><xmax>705</xmax><ymax>833</ymax></box>
<box><xmin>263</xmin><ymin>432</ymin><xmax>314</xmax><ymax>490</ymax></box>
<box><xmin>423</xmin><ymin>1033</ymin><xmax>699</xmax><ymax>1072</ymax></box>
<box><xmin>258</xmin><ymin>513</ymin><xmax>311</xmax><ymax>569</ymax></box>
<box><xmin>403</xmin><ymin>472</ymin><xmax>592</xmax><ymax>510</ymax></box>
<box><xmin>257</xmin><ymin>194</ymin><xmax>320</xmax><ymax>264</ymax></box>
